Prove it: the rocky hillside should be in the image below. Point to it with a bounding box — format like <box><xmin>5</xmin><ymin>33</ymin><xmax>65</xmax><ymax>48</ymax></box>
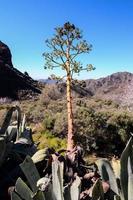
<box><xmin>0</xmin><ymin>41</ymin><xmax>41</xmax><ymax>100</ymax></box>
<box><xmin>40</xmin><ymin>72</ymin><xmax>133</xmax><ymax>108</ymax></box>
<box><xmin>85</xmin><ymin>72</ymin><xmax>133</xmax><ymax>107</ymax></box>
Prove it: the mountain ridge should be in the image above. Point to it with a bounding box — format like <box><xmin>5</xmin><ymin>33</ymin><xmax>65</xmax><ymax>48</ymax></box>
<box><xmin>85</xmin><ymin>71</ymin><xmax>133</xmax><ymax>106</ymax></box>
<box><xmin>39</xmin><ymin>71</ymin><xmax>133</xmax><ymax>107</ymax></box>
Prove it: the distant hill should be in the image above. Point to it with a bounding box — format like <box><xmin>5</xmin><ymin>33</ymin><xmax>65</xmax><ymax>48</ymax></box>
<box><xmin>85</xmin><ymin>72</ymin><xmax>133</xmax><ymax>107</ymax></box>
<box><xmin>39</xmin><ymin>72</ymin><xmax>133</xmax><ymax>108</ymax></box>
<box><xmin>38</xmin><ymin>79</ymin><xmax>57</xmax><ymax>84</ymax></box>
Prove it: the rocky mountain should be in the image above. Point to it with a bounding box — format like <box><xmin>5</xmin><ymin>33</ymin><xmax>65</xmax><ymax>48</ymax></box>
<box><xmin>41</xmin><ymin>71</ymin><xmax>133</xmax><ymax>108</ymax></box>
<box><xmin>38</xmin><ymin>78</ymin><xmax>57</xmax><ymax>84</ymax></box>
<box><xmin>85</xmin><ymin>72</ymin><xmax>133</xmax><ymax>107</ymax></box>
<box><xmin>0</xmin><ymin>41</ymin><xmax>13</xmax><ymax>67</ymax></box>
<box><xmin>0</xmin><ymin>41</ymin><xmax>41</xmax><ymax>100</ymax></box>
<box><xmin>1</xmin><ymin>42</ymin><xmax>132</xmax><ymax>105</ymax></box>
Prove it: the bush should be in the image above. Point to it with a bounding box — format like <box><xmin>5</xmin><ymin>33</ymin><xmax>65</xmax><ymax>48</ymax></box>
<box><xmin>38</xmin><ymin>130</ymin><xmax>67</xmax><ymax>151</ymax></box>
<box><xmin>43</xmin><ymin>114</ymin><xmax>55</xmax><ymax>130</ymax></box>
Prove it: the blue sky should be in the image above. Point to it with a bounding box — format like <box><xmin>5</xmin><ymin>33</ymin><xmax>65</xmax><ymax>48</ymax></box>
<box><xmin>0</xmin><ymin>0</ymin><xmax>133</xmax><ymax>79</ymax></box>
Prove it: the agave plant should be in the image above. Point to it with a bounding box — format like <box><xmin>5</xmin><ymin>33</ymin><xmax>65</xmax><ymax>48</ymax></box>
<box><xmin>0</xmin><ymin>106</ymin><xmax>37</xmax><ymax>199</ymax></box>
<box><xmin>11</xmin><ymin>156</ymin><xmax>81</xmax><ymax>200</ymax></box>
<box><xmin>96</xmin><ymin>136</ymin><xmax>133</xmax><ymax>200</ymax></box>
<box><xmin>1</xmin><ymin>106</ymin><xmax>133</xmax><ymax>200</ymax></box>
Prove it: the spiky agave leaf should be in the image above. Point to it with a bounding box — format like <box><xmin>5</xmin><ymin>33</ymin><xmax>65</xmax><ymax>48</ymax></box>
<box><xmin>15</xmin><ymin>177</ymin><xmax>33</xmax><ymax>200</ymax></box>
<box><xmin>11</xmin><ymin>191</ymin><xmax>23</xmax><ymax>200</ymax></box>
<box><xmin>52</xmin><ymin>160</ymin><xmax>64</xmax><ymax>200</ymax></box>
<box><xmin>20</xmin><ymin>156</ymin><xmax>40</xmax><ymax>193</ymax></box>
<box><xmin>127</xmin><ymin>157</ymin><xmax>133</xmax><ymax>200</ymax></box>
<box><xmin>91</xmin><ymin>178</ymin><xmax>104</xmax><ymax>200</ymax></box>
<box><xmin>96</xmin><ymin>159</ymin><xmax>119</xmax><ymax>195</ymax></box>
<box><xmin>120</xmin><ymin>137</ymin><xmax>133</xmax><ymax>200</ymax></box>
<box><xmin>70</xmin><ymin>176</ymin><xmax>81</xmax><ymax>200</ymax></box>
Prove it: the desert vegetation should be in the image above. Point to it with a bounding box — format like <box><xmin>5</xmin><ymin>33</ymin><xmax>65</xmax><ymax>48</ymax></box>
<box><xmin>0</xmin><ymin>105</ymin><xmax>133</xmax><ymax>200</ymax></box>
<box><xmin>0</xmin><ymin>85</ymin><xmax>132</xmax><ymax>156</ymax></box>
<box><xmin>0</xmin><ymin>22</ymin><xmax>133</xmax><ymax>200</ymax></box>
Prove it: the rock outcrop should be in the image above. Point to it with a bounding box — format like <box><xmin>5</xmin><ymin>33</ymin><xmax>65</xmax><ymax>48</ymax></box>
<box><xmin>0</xmin><ymin>41</ymin><xmax>41</xmax><ymax>100</ymax></box>
<box><xmin>0</xmin><ymin>41</ymin><xmax>13</xmax><ymax>67</ymax></box>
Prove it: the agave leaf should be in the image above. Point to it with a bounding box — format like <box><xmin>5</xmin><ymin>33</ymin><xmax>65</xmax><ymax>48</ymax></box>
<box><xmin>20</xmin><ymin>156</ymin><xmax>40</xmax><ymax>193</ymax></box>
<box><xmin>91</xmin><ymin>178</ymin><xmax>104</xmax><ymax>200</ymax></box>
<box><xmin>37</xmin><ymin>177</ymin><xmax>52</xmax><ymax>199</ymax></box>
<box><xmin>33</xmin><ymin>191</ymin><xmax>46</xmax><ymax>200</ymax></box>
<box><xmin>0</xmin><ymin>106</ymin><xmax>21</xmax><ymax>166</ymax></box>
<box><xmin>11</xmin><ymin>191</ymin><xmax>23</xmax><ymax>200</ymax></box>
<box><xmin>21</xmin><ymin>114</ymin><xmax>26</xmax><ymax>133</ymax></box>
<box><xmin>44</xmin><ymin>182</ymin><xmax>53</xmax><ymax>200</ymax></box>
<box><xmin>120</xmin><ymin>137</ymin><xmax>133</xmax><ymax>200</ymax></box>
<box><xmin>97</xmin><ymin>159</ymin><xmax>119</xmax><ymax>195</ymax></box>
<box><xmin>127</xmin><ymin>157</ymin><xmax>133</xmax><ymax>200</ymax></box>
<box><xmin>70</xmin><ymin>176</ymin><xmax>81</xmax><ymax>200</ymax></box>
<box><xmin>32</xmin><ymin>149</ymin><xmax>47</xmax><ymax>164</ymax></box>
<box><xmin>16</xmin><ymin>106</ymin><xmax>21</xmax><ymax>140</ymax></box>
<box><xmin>0</xmin><ymin>106</ymin><xmax>21</xmax><ymax>138</ymax></box>
<box><xmin>64</xmin><ymin>185</ymin><xmax>71</xmax><ymax>200</ymax></box>
<box><xmin>0</xmin><ymin>137</ymin><xmax>6</xmax><ymax>166</ymax></box>
<box><xmin>52</xmin><ymin>160</ymin><xmax>64</xmax><ymax>200</ymax></box>
<box><xmin>7</xmin><ymin>125</ymin><xmax>17</xmax><ymax>141</ymax></box>
<box><xmin>114</xmin><ymin>195</ymin><xmax>121</xmax><ymax>200</ymax></box>
<box><xmin>15</xmin><ymin>177</ymin><xmax>33</xmax><ymax>200</ymax></box>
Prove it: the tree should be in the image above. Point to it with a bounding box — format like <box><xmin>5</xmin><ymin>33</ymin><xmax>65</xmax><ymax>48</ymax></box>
<box><xmin>43</xmin><ymin>22</ymin><xmax>94</xmax><ymax>151</ymax></box>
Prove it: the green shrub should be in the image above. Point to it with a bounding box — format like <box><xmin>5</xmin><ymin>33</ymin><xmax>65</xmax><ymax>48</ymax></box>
<box><xmin>43</xmin><ymin>114</ymin><xmax>55</xmax><ymax>130</ymax></box>
<box><xmin>36</xmin><ymin>130</ymin><xmax>67</xmax><ymax>151</ymax></box>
